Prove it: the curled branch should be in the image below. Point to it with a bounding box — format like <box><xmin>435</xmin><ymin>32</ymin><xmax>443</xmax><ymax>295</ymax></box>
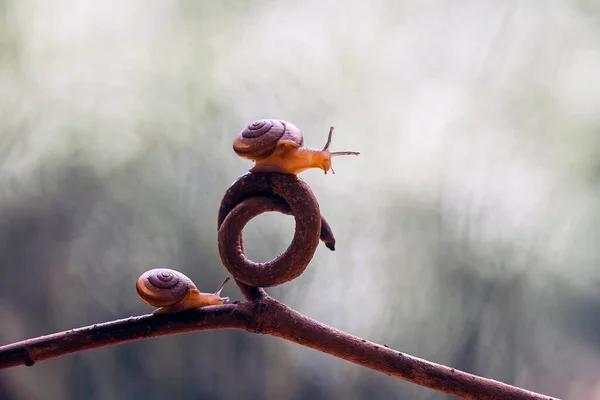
<box><xmin>217</xmin><ymin>172</ymin><xmax>335</xmax><ymax>289</ymax></box>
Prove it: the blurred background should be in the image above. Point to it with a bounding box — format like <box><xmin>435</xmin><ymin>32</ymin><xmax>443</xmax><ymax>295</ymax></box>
<box><xmin>1</xmin><ymin>0</ymin><xmax>600</xmax><ymax>399</ymax></box>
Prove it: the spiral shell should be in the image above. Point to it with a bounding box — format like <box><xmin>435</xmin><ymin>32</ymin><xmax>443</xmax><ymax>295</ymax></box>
<box><xmin>136</xmin><ymin>268</ymin><xmax>196</xmax><ymax>307</ymax></box>
<box><xmin>233</xmin><ymin>119</ymin><xmax>304</xmax><ymax>160</ymax></box>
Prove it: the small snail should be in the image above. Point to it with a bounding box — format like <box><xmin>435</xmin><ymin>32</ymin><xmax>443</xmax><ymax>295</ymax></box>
<box><xmin>136</xmin><ymin>268</ymin><xmax>230</xmax><ymax>314</ymax></box>
<box><xmin>233</xmin><ymin>119</ymin><xmax>360</xmax><ymax>175</ymax></box>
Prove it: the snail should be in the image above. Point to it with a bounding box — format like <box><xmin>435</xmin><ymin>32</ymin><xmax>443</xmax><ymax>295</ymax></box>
<box><xmin>233</xmin><ymin>119</ymin><xmax>360</xmax><ymax>175</ymax></box>
<box><xmin>136</xmin><ymin>268</ymin><xmax>230</xmax><ymax>314</ymax></box>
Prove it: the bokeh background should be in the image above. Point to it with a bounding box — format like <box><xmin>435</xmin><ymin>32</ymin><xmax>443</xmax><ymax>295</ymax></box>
<box><xmin>1</xmin><ymin>1</ymin><xmax>600</xmax><ymax>399</ymax></box>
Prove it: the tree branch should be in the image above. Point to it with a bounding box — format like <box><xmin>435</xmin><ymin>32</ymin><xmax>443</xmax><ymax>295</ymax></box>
<box><xmin>0</xmin><ymin>171</ymin><xmax>559</xmax><ymax>399</ymax></box>
<box><xmin>0</xmin><ymin>296</ymin><xmax>555</xmax><ymax>399</ymax></box>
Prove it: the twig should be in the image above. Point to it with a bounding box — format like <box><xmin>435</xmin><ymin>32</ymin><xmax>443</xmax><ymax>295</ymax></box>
<box><xmin>0</xmin><ymin>296</ymin><xmax>555</xmax><ymax>399</ymax></box>
<box><xmin>0</xmin><ymin>172</ymin><xmax>560</xmax><ymax>399</ymax></box>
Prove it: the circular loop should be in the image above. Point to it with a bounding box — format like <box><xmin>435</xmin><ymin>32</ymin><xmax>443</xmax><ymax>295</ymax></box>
<box><xmin>217</xmin><ymin>173</ymin><xmax>322</xmax><ymax>287</ymax></box>
<box><xmin>136</xmin><ymin>268</ymin><xmax>196</xmax><ymax>307</ymax></box>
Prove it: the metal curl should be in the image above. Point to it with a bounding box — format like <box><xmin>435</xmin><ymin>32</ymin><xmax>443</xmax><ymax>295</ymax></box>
<box><xmin>217</xmin><ymin>172</ymin><xmax>335</xmax><ymax>289</ymax></box>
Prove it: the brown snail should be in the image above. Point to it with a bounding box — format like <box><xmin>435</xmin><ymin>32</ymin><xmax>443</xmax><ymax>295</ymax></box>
<box><xmin>233</xmin><ymin>119</ymin><xmax>360</xmax><ymax>175</ymax></box>
<box><xmin>136</xmin><ymin>268</ymin><xmax>230</xmax><ymax>314</ymax></box>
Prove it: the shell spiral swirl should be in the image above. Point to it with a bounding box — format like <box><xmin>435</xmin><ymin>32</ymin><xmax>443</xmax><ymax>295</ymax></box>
<box><xmin>233</xmin><ymin>119</ymin><xmax>303</xmax><ymax>160</ymax></box>
<box><xmin>136</xmin><ymin>268</ymin><xmax>196</xmax><ymax>307</ymax></box>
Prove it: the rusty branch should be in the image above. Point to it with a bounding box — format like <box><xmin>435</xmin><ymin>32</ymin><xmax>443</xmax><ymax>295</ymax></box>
<box><xmin>0</xmin><ymin>172</ymin><xmax>559</xmax><ymax>399</ymax></box>
<box><xmin>0</xmin><ymin>297</ymin><xmax>555</xmax><ymax>399</ymax></box>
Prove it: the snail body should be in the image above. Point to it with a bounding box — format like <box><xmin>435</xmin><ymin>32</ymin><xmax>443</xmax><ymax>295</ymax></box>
<box><xmin>233</xmin><ymin>119</ymin><xmax>360</xmax><ymax>175</ymax></box>
<box><xmin>136</xmin><ymin>268</ymin><xmax>230</xmax><ymax>314</ymax></box>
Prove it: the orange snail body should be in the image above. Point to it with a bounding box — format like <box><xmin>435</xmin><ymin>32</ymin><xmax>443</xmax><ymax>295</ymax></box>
<box><xmin>233</xmin><ymin>119</ymin><xmax>360</xmax><ymax>175</ymax></box>
<box><xmin>136</xmin><ymin>268</ymin><xmax>230</xmax><ymax>314</ymax></box>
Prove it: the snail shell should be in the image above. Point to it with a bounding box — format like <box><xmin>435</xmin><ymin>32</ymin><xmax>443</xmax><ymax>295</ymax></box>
<box><xmin>136</xmin><ymin>268</ymin><xmax>230</xmax><ymax>314</ymax></box>
<box><xmin>136</xmin><ymin>268</ymin><xmax>196</xmax><ymax>307</ymax></box>
<box><xmin>233</xmin><ymin>119</ymin><xmax>303</xmax><ymax>160</ymax></box>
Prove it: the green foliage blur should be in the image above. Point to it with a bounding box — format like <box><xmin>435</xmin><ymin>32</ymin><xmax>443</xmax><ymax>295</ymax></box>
<box><xmin>2</xmin><ymin>1</ymin><xmax>600</xmax><ymax>399</ymax></box>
